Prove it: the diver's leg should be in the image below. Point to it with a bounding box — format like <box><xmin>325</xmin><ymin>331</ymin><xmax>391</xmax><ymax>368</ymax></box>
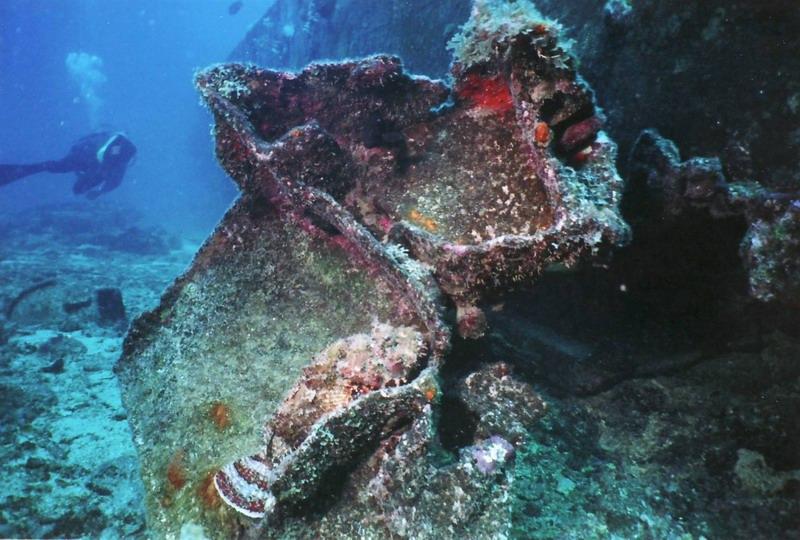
<box><xmin>43</xmin><ymin>158</ymin><xmax>78</xmax><ymax>173</ymax></box>
<box><xmin>0</xmin><ymin>162</ymin><xmax>53</xmax><ymax>187</ymax></box>
<box><xmin>0</xmin><ymin>157</ymin><xmax>80</xmax><ymax>187</ymax></box>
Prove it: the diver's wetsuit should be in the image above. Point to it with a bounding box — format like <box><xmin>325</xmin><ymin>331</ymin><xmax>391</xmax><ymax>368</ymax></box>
<box><xmin>0</xmin><ymin>132</ymin><xmax>136</xmax><ymax>199</ymax></box>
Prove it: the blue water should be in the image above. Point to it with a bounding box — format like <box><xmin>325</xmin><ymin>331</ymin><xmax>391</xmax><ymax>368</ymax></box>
<box><xmin>0</xmin><ymin>0</ymin><xmax>269</xmax><ymax>235</ymax></box>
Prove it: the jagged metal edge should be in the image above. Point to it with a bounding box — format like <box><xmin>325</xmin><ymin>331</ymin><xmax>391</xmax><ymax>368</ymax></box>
<box><xmin>196</xmin><ymin>66</ymin><xmax>450</xmax><ymax>359</ymax></box>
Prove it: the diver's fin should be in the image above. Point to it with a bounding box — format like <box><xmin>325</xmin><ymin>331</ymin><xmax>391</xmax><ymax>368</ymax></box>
<box><xmin>0</xmin><ymin>162</ymin><xmax>56</xmax><ymax>187</ymax></box>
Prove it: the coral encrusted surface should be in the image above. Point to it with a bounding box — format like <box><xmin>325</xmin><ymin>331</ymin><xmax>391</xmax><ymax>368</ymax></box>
<box><xmin>117</xmin><ymin>0</ymin><xmax>629</xmax><ymax>537</ymax></box>
<box><xmin>200</xmin><ymin>2</ymin><xmax>629</xmax><ymax>322</ymax></box>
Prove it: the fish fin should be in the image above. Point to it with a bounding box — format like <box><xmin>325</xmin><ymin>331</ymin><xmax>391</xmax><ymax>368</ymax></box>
<box><xmin>214</xmin><ymin>454</ymin><xmax>276</xmax><ymax>518</ymax></box>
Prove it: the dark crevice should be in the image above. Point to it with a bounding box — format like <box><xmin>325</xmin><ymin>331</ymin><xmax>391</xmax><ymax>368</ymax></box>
<box><xmin>537</xmin><ymin>92</ymin><xmax>566</xmax><ymax>125</ymax></box>
<box><xmin>482</xmin><ymin>203</ymin><xmax>769</xmax><ymax>398</ymax></box>
<box><xmin>246</xmin><ymin>194</ymin><xmax>279</xmax><ymax>222</ymax></box>
<box><xmin>436</xmin><ymin>335</ymin><xmax>494</xmax><ymax>453</ymax></box>
<box><xmin>437</xmin><ymin>396</ymin><xmax>480</xmax><ymax>453</ymax></box>
<box><xmin>301</xmin><ymin>208</ymin><xmax>342</xmax><ymax>237</ymax></box>
<box><xmin>275</xmin><ymin>417</ymin><xmax>414</xmax><ymax>523</ymax></box>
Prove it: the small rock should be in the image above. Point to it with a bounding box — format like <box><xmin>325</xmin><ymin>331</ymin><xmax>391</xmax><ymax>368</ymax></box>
<box><xmin>41</xmin><ymin>357</ymin><xmax>65</xmax><ymax>374</ymax></box>
<box><xmin>96</xmin><ymin>288</ymin><xmax>127</xmax><ymax>327</ymax></box>
<box><xmin>556</xmin><ymin>475</ymin><xmax>576</xmax><ymax>496</ymax></box>
<box><xmin>734</xmin><ymin>448</ymin><xmax>800</xmax><ymax>495</ymax></box>
<box><xmin>25</xmin><ymin>457</ymin><xmax>49</xmax><ymax>470</ymax></box>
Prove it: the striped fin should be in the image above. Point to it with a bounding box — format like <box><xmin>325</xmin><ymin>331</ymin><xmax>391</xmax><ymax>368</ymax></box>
<box><xmin>213</xmin><ymin>454</ymin><xmax>276</xmax><ymax>518</ymax></box>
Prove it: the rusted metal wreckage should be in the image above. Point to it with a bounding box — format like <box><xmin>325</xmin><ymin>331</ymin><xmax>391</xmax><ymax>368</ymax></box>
<box><xmin>115</xmin><ymin>2</ymin><xmax>629</xmax><ymax>537</ymax></box>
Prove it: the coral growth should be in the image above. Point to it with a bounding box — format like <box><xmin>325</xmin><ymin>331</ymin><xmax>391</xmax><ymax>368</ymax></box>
<box><xmin>208</xmin><ymin>402</ymin><xmax>231</xmax><ymax>431</ymax></box>
<box><xmin>534</xmin><ymin>121</ymin><xmax>551</xmax><ymax>145</ymax></box>
<box><xmin>166</xmin><ymin>449</ymin><xmax>187</xmax><ymax>491</ymax></box>
<box><xmin>742</xmin><ymin>204</ymin><xmax>800</xmax><ymax>305</ymax></box>
<box><xmin>471</xmin><ymin>435</ymin><xmax>515</xmax><ymax>474</ymax></box>
<box><xmin>407</xmin><ymin>208</ymin><xmax>439</xmax><ymax>233</ymax></box>
<box><xmin>456</xmin><ymin>73</ymin><xmax>514</xmax><ymax>115</ymax></box>
<box><xmin>448</xmin><ymin>0</ymin><xmax>552</xmax><ymax>66</ymax></box>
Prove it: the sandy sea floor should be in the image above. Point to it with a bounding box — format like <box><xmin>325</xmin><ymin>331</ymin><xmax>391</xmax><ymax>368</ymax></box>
<box><xmin>0</xmin><ymin>202</ymin><xmax>197</xmax><ymax>538</ymax></box>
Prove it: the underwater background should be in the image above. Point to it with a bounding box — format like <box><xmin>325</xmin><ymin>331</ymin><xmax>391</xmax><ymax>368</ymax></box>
<box><xmin>0</xmin><ymin>0</ymin><xmax>257</xmax><ymax>233</ymax></box>
<box><xmin>1</xmin><ymin>0</ymin><xmax>799</xmax><ymax>538</ymax></box>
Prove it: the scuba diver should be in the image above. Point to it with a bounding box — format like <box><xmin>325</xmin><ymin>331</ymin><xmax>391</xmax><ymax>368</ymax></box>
<box><xmin>0</xmin><ymin>131</ymin><xmax>136</xmax><ymax>199</ymax></box>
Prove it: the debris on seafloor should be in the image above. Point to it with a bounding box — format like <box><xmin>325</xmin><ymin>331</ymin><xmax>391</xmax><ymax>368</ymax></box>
<box><xmin>37</xmin><ymin>334</ymin><xmax>87</xmax><ymax>374</ymax></box>
<box><xmin>116</xmin><ymin>0</ymin><xmax>628</xmax><ymax>537</ymax></box>
<box><xmin>40</xmin><ymin>357</ymin><xmax>65</xmax><ymax>374</ymax></box>
<box><xmin>63</xmin><ymin>298</ymin><xmax>92</xmax><ymax>314</ymax></box>
<box><xmin>4</xmin><ymin>279</ymin><xmax>58</xmax><ymax>319</ymax></box>
<box><xmin>96</xmin><ymin>287</ymin><xmax>127</xmax><ymax>327</ymax></box>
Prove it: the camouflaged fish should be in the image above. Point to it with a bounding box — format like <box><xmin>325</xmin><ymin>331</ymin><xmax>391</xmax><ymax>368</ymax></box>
<box><xmin>214</xmin><ymin>322</ymin><xmax>426</xmax><ymax>517</ymax></box>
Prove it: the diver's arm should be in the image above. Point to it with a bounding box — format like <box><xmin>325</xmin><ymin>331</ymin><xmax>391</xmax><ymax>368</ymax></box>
<box><xmin>84</xmin><ymin>173</ymin><xmax>123</xmax><ymax>199</ymax></box>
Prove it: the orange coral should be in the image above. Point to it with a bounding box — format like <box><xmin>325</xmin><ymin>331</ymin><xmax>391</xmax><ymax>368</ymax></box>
<box><xmin>534</xmin><ymin>122</ymin><xmax>550</xmax><ymax>145</ymax></box>
<box><xmin>422</xmin><ymin>217</ymin><xmax>438</xmax><ymax>232</ymax></box>
<box><xmin>209</xmin><ymin>401</ymin><xmax>232</xmax><ymax>431</ymax></box>
<box><xmin>408</xmin><ymin>209</ymin><xmax>439</xmax><ymax>233</ymax></box>
<box><xmin>197</xmin><ymin>470</ymin><xmax>222</xmax><ymax>509</ymax></box>
<box><xmin>166</xmin><ymin>449</ymin><xmax>187</xmax><ymax>491</ymax></box>
<box><xmin>424</xmin><ymin>387</ymin><xmax>437</xmax><ymax>402</ymax></box>
<box><xmin>533</xmin><ymin>23</ymin><xmax>550</xmax><ymax>35</ymax></box>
